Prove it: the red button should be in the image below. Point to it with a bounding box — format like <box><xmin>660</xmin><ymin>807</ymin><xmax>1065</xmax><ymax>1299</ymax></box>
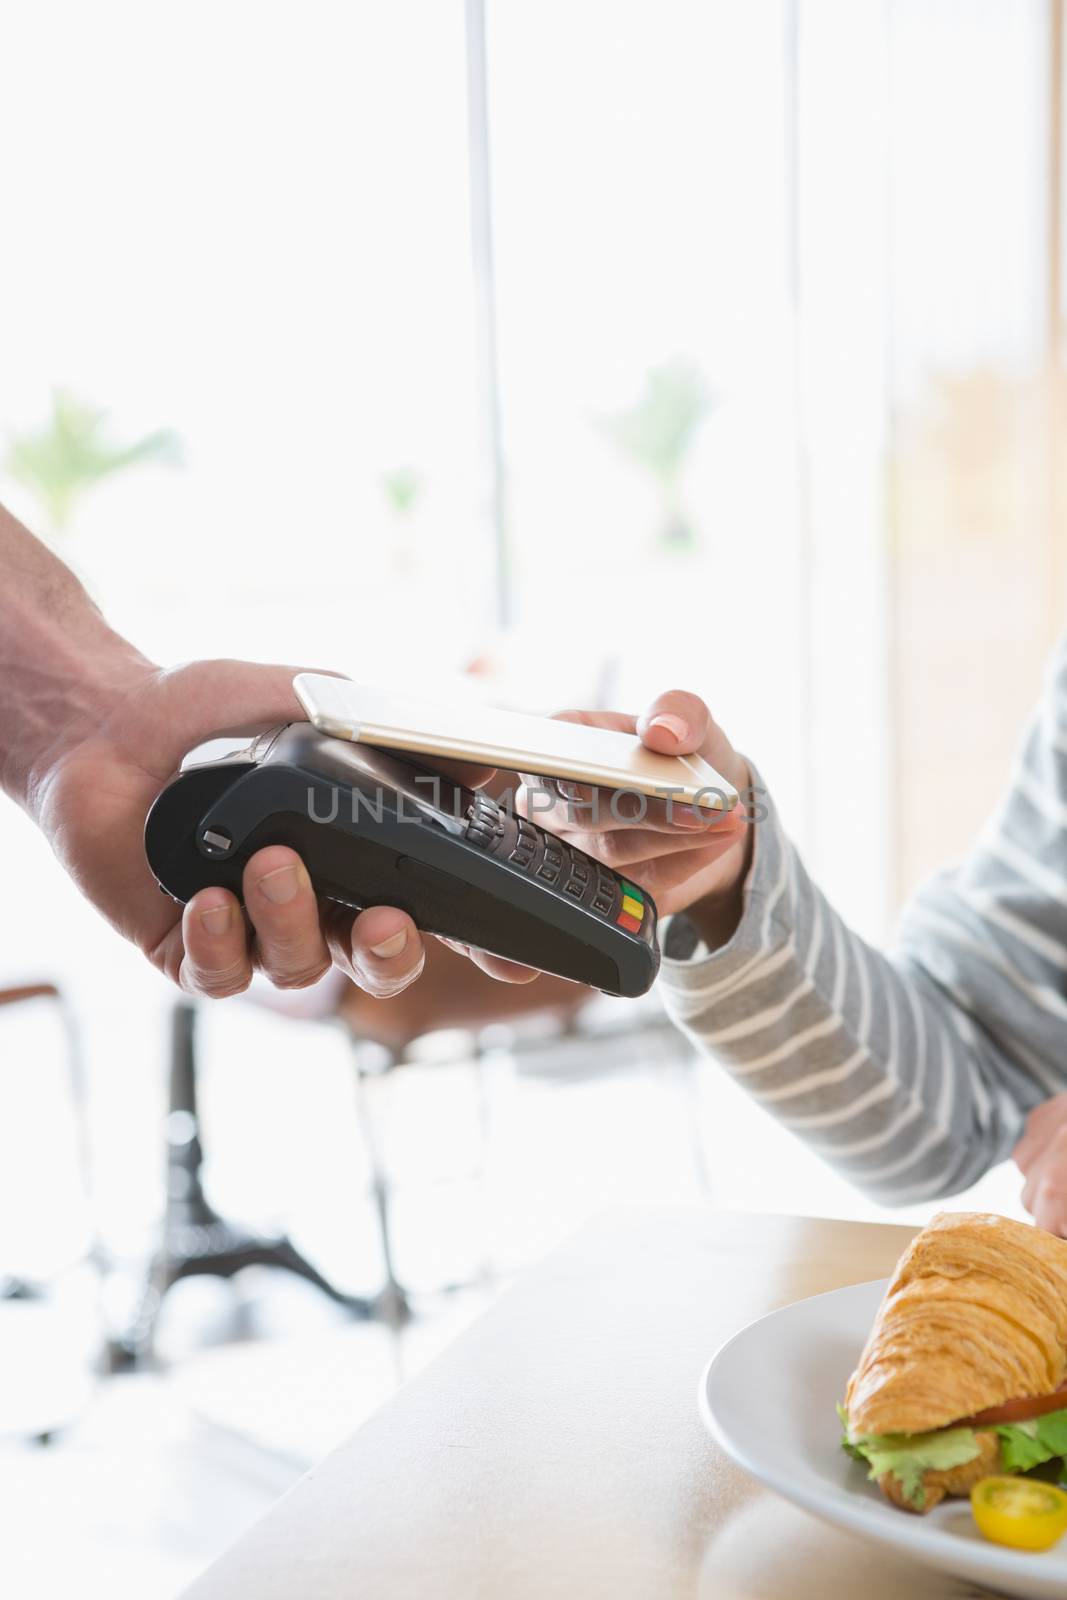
<box><xmin>616</xmin><ymin>911</ymin><xmax>642</xmax><ymax>934</ymax></box>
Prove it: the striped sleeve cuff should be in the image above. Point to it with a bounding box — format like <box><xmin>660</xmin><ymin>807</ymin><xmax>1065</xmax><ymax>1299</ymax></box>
<box><xmin>657</xmin><ymin>766</ymin><xmax>793</xmax><ymax>1023</ymax></box>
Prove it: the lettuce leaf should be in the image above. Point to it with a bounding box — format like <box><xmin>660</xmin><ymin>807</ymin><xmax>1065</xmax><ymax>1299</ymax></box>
<box><xmin>838</xmin><ymin>1403</ymin><xmax>1067</xmax><ymax>1507</ymax></box>
<box><xmin>838</xmin><ymin>1405</ymin><xmax>980</xmax><ymax>1509</ymax></box>
<box><xmin>836</xmin><ymin>1402</ymin><xmax>868</xmax><ymax>1463</ymax></box>
<box><xmin>1034</xmin><ymin>1410</ymin><xmax>1067</xmax><ymax>1457</ymax></box>
<box><xmin>996</xmin><ymin>1408</ymin><xmax>1067</xmax><ymax>1474</ymax></box>
<box><xmin>853</xmin><ymin>1429</ymin><xmax>981</xmax><ymax>1509</ymax></box>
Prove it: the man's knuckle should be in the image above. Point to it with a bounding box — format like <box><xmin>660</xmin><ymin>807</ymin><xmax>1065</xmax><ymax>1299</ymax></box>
<box><xmin>196</xmin><ymin>970</ymin><xmax>251</xmax><ymax>1000</ymax></box>
<box><xmin>270</xmin><ymin>960</ymin><xmax>331</xmax><ymax>991</ymax></box>
<box><xmin>355</xmin><ymin>952</ymin><xmax>425</xmax><ymax>999</ymax></box>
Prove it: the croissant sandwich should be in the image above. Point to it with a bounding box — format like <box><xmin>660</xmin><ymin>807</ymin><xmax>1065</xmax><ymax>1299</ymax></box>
<box><xmin>839</xmin><ymin>1212</ymin><xmax>1067</xmax><ymax>1513</ymax></box>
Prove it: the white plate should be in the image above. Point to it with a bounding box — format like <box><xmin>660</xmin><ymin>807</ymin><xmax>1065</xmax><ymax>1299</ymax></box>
<box><xmin>699</xmin><ymin>1278</ymin><xmax>1067</xmax><ymax>1600</ymax></box>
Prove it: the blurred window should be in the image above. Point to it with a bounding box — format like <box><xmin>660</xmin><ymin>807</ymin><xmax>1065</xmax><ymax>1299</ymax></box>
<box><xmin>1</xmin><ymin>0</ymin><xmax>1063</xmax><ymax>1226</ymax></box>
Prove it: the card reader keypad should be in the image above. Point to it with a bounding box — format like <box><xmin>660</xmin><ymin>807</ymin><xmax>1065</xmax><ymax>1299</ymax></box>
<box><xmin>509</xmin><ymin>817</ymin><xmax>538</xmax><ymax>870</ymax></box>
<box><xmin>147</xmin><ymin>725</ymin><xmax>658</xmax><ymax>1000</ymax></box>
<box><xmin>464</xmin><ymin>795</ymin><xmax>507</xmax><ymax>850</ymax></box>
<box><xmin>462</xmin><ymin>794</ymin><xmax>650</xmax><ymax>938</ymax></box>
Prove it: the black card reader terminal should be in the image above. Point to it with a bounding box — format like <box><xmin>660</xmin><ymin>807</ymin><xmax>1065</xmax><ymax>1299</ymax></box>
<box><xmin>144</xmin><ymin>723</ymin><xmax>660</xmax><ymax>998</ymax></box>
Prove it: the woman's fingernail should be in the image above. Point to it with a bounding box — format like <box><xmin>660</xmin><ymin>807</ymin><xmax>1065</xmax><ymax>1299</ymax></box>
<box><xmin>200</xmin><ymin>904</ymin><xmax>232</xmax><ymax>935</ymax></box>
<box><xmin>258</xmin><ymin>863</ymin><xmax>302</xmax><ymax>905</ymax></box>
<box><xmin>371</xmin><ymin>929</ymin><xmax>408</xmax><ymax>960</ymax></box>
<box><xmin>649</xmin><ymin>713</ymin><xmax>688</xmax><ymax>742</ymax></box>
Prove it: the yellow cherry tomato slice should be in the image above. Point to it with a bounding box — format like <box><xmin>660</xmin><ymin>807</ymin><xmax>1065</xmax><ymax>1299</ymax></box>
<box><xmin>971</xmin><ymin>1476</ymin><xmax>1067</xmax><ymax>1552</ymax></box>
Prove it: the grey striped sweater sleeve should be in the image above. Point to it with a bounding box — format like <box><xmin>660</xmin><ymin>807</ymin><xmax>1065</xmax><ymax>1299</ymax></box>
<box><xmin>656</xmin><ymin>642</ymin><xmax>1067</xmax><ymax>1204</ymax></box>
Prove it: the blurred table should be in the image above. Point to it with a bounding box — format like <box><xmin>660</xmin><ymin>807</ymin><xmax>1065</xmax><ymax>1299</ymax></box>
<box><xmin>182</xmin><ymin>1208</ymin><xmax>941</xmax><ymax>1600</ymax></box>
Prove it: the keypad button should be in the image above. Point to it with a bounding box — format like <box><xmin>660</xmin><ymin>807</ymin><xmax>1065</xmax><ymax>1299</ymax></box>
<box><xmin>564</xmin><ymin>878</ymin><xmax>585</xmax><ymax>897</ymax></box>
<box><xmin>621</xmin><ymin>894</ymin><xmax>644</xmax><ymax>920</ymax></box>
<box><xmin>470</xmin><ymin>796</ymin><xmax>503</xmax><ymax>831</ymax></box>
<box><xmin>466</xmin><ymin>824</ymin><xmax>493</xmax><ymax>848</ymax></box>
<box><xmin>616</xmin><ymin>911</ymin><xmax>642</xmax><ymax>934</ymax></box>
<box><xmin>537</xmin><ymin>861</ymin><xmax>561</xmax><ymax>884</ymax></box>
<box><xmin>592</xmin><ymin>894</ymin><xmax>613</xmax><ymax>916</ymax></box>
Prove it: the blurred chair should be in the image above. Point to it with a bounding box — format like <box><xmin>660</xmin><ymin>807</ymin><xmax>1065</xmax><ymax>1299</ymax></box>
<box><xmin>109</xmin><ymin>943</ymin><xmax>589</xmax><ymax>1367</ymax></box>
<box><xmin>0</xmin><ymin>981</ymin><xmax>96</xmax><ymax>1441</ymax></box>
<box><xmin>0</xmin><ymin>982</ymin><xmax>95</xmax><ymax>1300</ymax></box>
<box><xmin>331</xmin><ymin>942</ymin><xmax>589</xmax><ymax>1316</ymax></box>
<box><xmin>106</xmin><ymin>1000</ymin><xmax>376</xmax><ymax>1370</ymax></box>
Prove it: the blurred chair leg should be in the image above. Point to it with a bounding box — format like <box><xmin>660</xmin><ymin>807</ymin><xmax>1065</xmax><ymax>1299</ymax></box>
<box><xmin>0</xmin><ymin>982</ymin><xmax>100</xmax><ymax>1436</ymax></box>
<box><xmin>0</xmin><ymin>984</ymin><xmax>66</xmax><ymax>1305</ymax></box>
<box><xmin>56</xmin><ymin>992</ymin><xmax>114</xmax><ymax>1301</ymax></box>
<box><xmin>350</xmin><ymin>1041</ymin><xmax>411</xmax><ymax>1326</ymax></box>
<box><xmin>674</xmin><ymin>1049</ymin><xmax>714</xmax><ymax>1202</ymax></box>
<box><xmin>468</xmin><ymin>1044</ymin><xmax>496</xmax><ymax>1287</ymax></box>
<box><xmin>348</xmin><ymin>1032</ymin><xmax>502</xmax><ymax>1311</ymax></box>
<box><xmin>472</xmin><ymin>1046</ymin><xmax>492</xmax><ymax>1184</ymax></box>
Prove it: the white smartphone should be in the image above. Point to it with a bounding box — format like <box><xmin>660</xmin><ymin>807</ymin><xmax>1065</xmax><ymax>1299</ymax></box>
<box><xmin>293</xmin><ymin>674</ymin><xmax>739</xmax><ymax>812</ymax></box>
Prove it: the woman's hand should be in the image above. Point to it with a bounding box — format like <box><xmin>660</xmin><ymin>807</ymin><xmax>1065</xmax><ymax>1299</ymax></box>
<box><xmin>519</xmin><ymin>689</ymin><xmax>756</xmax><ymax>950</ymax></box>
<box><xmin>1014</xmin><ymin>1094</ymin><xmax>1067</xmax><ymax>1236</ymax></box>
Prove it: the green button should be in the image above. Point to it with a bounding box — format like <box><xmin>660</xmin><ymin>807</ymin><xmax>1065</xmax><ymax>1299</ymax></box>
<box><xmin>620</xmin><ymin>880</ymin><xmax>643</xmax><ymax>902</ymax></box>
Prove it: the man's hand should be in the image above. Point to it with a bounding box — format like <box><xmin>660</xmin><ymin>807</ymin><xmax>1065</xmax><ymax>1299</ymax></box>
<box><xmin>1</xmin><ymin>506</ymin><xmax>748</xmax><ymax>991</ymax></box>
<box><xmin>518</xmin><ymin>689</ymin><xmax>755</xmax><ymax>950</ymax></box>
<box><xmin>28</xmin><ymin>656</ymin><xmax>533</xmax><ymax>999</ymax></box>
<box><xmin>1014</xmin><ymin>1095</ymin><xmax>1067</xmax><ymax>1236</ymax></box>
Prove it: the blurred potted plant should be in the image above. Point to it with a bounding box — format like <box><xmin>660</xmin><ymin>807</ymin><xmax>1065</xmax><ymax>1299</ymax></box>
<box><xmin>597</xmin><ymin>358</ymin><xmax>713</xmax><ymax>554</ymax></box>
<box><xmin>4</xmin><ymin>388</ymin><xmax>182</xmax><ymax>538</ymax></box>
<box><xmin>381</xmin><ymin>463</ymin><xmax>425</xmax><ymax>574</ymax></box>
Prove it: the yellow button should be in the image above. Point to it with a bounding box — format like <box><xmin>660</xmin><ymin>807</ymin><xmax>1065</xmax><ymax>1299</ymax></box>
<box><xmin>622</xmin><ymin>894</ymin><xmax>644</xmax><ymax>920</ymax></box>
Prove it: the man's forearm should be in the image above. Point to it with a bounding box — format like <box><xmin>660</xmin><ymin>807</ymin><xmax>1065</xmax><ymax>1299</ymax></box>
<box><xmin>0</xmin><ymin>504</ymin><xmax>151</xmax><ymax>812</ymax></box>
